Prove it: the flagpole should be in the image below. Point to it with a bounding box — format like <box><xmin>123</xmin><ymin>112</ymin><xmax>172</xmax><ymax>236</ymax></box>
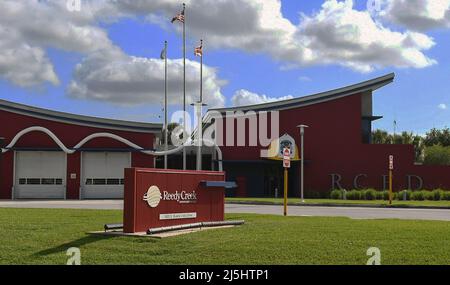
<box><xmin>182</xmin><ymin>2</ymin><xmax>187</xmax><ymax>170</ymax></box>
<box><xmin>196</xmin><ymin>39</ymin><xmax>203</xmax><ymax>171</ymax></box>
<box><xmin>164</xmin><ymin>40</ymin><xmax>168</xmax><ymax>169</ymax></box>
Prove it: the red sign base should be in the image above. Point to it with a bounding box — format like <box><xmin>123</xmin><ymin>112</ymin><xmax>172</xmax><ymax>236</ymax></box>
<box><xmin>123</xmin><ymin>168</ymin><xmax>226</xmax><ymax>233</ymax></box>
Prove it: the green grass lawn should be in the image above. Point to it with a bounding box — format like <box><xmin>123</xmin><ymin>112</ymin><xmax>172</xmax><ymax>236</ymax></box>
<box><xmin>226</xmin><ymin>197</ymin><xmax>450</xmax><ymax>208</ymax></box>
<box><xmin>1</xmin><ymin>208</ymin><xmax>450</xmax><ymax>265</ymax></box>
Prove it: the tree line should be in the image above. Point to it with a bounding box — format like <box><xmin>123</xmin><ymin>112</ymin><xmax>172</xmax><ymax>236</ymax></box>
<box><xmin>372</xmin><ymin>127</ymin><xmax>450</xmax><ymax>165</ymax></box>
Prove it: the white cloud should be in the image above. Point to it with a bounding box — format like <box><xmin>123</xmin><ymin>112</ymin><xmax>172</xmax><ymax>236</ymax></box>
<box><xmin>298</xmin><ymin>76</ymin><xmax>312</xmax><ymax>82</ymax></box>
<box><xmin>0</xmin><ymin>0</ymin><xmax>116</xmax><ymax>87</ymax></box>
<box><xmin>0</xmin><ymin>0</ymin><xmax>442</xmax><ymax>104</ymax></box>
<box><xmin>97</xmin><ymin>0</ymin><xmax>439</xmax><ymax>72</ymax></box>
<box><xmin>232</xmin><ymin>89</ymin><xmax>293</xmax><ymax>106</ymax></box>
<box><xmin>295</xmin><ymin>0</ymin><xmax>436</xmax><ymax>72</ymax></box>
<box><xmin>67</xmin><ymin>49</ymin><xmax>226</xmax><ymax>108</ymax></box>
<box><xmin>0</xmin><ymin>0</ymin><xmax>227</xmax><ymax>107</ymax></box>
<box><xmin>120</xmin><ymin>0</ymin><xmax>438</xmax><ymax>72</ymax></box>
<box><xmin>0</xmin><ymin>26</ymin><xmax>59</xmax><ymax>87</ymax></box>
<box><xmin>381</xmin><ymin>0</ymin><xmax>450</xmax><ymax>31</ymax></box>
<box><xmin>438</xmin><ymin>103</ymin><xmax>448</xmax><ymax>110</ymax></box>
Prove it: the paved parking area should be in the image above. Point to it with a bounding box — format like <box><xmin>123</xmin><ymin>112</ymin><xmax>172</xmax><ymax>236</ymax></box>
<box><xmin>225</xmin><ymin>204</ymin><xmax>450</xmax><ymax>221</ymax></box>
<box><xmin>1</xmin><ymin>200</ymin><xmax>450</xmax><ymax>221</ymax></box>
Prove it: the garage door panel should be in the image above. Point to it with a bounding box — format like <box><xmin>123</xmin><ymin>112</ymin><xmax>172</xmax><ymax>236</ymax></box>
<box><xmin>15</xmin><ymin>151</ymin><xmax>66</xmax><ymax>199</ymax></box>
<box><xmin>82</xmin><ymin>152</ymin><xmax>130</xmax><ymax>199</ymax></box>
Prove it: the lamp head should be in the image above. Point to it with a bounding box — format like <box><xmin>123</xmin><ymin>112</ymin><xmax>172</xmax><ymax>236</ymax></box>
<box><xmin>297</xmin><ymin>125</ymin><xmax>309</xmax><ymax>135</ymax></box>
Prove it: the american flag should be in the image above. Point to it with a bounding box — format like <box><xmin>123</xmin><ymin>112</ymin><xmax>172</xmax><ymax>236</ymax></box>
<box><xmin>194</xmin><ymin>44</ymin><xmax>202</xmax><ymax>57</ymax></box>
<box><xmin>171</xmin><ymin>10</ymin><xmax>185</xmax><ymax>23</ymax></box>
<box><xmin>160</xmin><ymin>45</ymin><xmax>167</xmax><ymax>60</ymax></box>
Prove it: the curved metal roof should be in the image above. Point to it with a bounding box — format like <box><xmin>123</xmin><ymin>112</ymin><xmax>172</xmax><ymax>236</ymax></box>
<box><xmin>209</xmin><ymin>73</ymin><xmax>395</xmax><ymax>113</ymax></box>
<box><xmin>0</xmin><ymin>99</ymin><xmax>162</xmax><ymax>133</ymax></box>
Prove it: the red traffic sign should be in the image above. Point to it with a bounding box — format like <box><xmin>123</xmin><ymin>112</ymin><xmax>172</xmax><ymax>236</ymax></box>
<box><xmin>283</xmin><ymin>147</ymin><xmax>291</xmax><ymax>168</ymax></box>
<box><xmin>283</xmin><ymin>147</ymin><xmax>291</xmax><ymax>159</ymax></box>
<box><xmin>389</xmin><ymin>155</ymin><xmax>394</xmax><ymax>170</ymax></box>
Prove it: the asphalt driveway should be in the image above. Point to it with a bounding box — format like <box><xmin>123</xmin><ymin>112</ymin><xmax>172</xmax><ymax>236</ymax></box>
<box><xmin>1</xmin><ymin>200</ymin><xmax>450</xmax><ymax>221</ymax></box>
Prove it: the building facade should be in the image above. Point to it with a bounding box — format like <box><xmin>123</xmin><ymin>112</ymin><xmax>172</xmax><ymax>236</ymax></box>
<box><xmin>206</xmin><ymin>73</ymin><xmax>450</xmax><ymax>197</ymax></box>
<box><xmin>1</xmin><ymin>73</ymin><xmax>449</xmax><ymax>200</ymax></box>
<box><xmin>0</xmin><ymin>99</ymin><xmax>161</xmax><ymax>199</ymax></box>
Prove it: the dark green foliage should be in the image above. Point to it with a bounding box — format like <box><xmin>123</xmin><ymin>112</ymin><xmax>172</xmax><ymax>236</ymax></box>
<box><xmin>411</xmin><ymin>191</ymin><xmax>425</xmax><ymax>201</ymax></box>
<box><xmin>423</xmin><ymin>145</ymin><xmax>450</xmax><ymax>165</ymax></box>
<box><xmin>346</xmin><ymin>190</ymin><xmax>362</xmax><ymax>200</ymax></box>
<box><xmin>362</xmin><ymin>189</ymin><xmax>377</xmax><ymax>200</ymax></box>
<box><xmin>330</xmin><ymin>189</ymin><xmax>343</xmax><ymax>200</ymax></box>
<box><xmin>397</xmin><ymin>190</ymin><xmax>412</xmax><ymax>201</ymax></box>
<box><xmin>327</xmin><ymin>189</ymin><xmax>450</xmax><ymax>201</ymax></box>
<box><xmin>372</xmin><ymin>127</ymin><xmax>450</xmax><ymax>163</ymax></box>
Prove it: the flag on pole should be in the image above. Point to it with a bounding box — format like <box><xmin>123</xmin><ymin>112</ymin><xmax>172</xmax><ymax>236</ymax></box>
<box><xmin>160</xmin><ymin>45</ymin><xmax>167</xmax><ymax>60</ymax></box>
<box><xmin>194</xmin><ymin>43</ymin><xmax>202</xmax><ymax>57</ymax></box>
<box><xmin>171</xmin><ymin>9</ymin><xmax>185</xmax><ymax>23</ymax></box>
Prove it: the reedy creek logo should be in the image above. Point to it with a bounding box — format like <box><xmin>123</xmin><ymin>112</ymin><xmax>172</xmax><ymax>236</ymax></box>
<box><xmin>143</xmin><ymin>185</ymin><xmax>197</xmax><ymax>208</ymax></box>
<box><xmin>163</xmin><ymin>190</ymin><xmax>197</xmax><ymax>204</ymax></box>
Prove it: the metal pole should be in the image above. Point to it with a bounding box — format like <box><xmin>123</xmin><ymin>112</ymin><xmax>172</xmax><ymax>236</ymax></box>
<box><xmin>164</xmin><ymin>41</ymin><xmax>168</xmax><ymax>169</ymax></box>
<box><xmin>297</xmin><ymin>125</ymin><xmax>309</xmax><ymax>203</ymax></box>
<box><xmin>182</xmin><ymin>3</ymin><xmax>187</xmax><ymax>170</ymax></box>
<box><xmin>284</xmin><ymin>168</ymin><xmax>288</xmax><ymax>216</ymax></box>
<box><xmin>195</xmin><ymin>103</ymin><xmax>202</xmax><ymax>170</ymax></box>
<box><xmin>200</xmin><ymin>39</ymin><xmax>203</xmax><ymax>102</ymax></box>
<box><xmin>196</xmin><ymin>39</ymin><xmax>203</xmax><ymax>171</ymax></box>
<box><xmin>389</xmin><ymin>169</ymin><xmax>393</xmax><ymax>205</ymax></box>
<box><xmin>301</xmin><ymin>130</ymin><xmax>304</xmax><ymax>203</ymax></box>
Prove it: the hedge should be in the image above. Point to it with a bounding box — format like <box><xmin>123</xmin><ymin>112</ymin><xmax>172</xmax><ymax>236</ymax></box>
<box><xmin>329</xmin><ymin>189</ymin><xmax>450</xmax><ymax>201</ymax></box>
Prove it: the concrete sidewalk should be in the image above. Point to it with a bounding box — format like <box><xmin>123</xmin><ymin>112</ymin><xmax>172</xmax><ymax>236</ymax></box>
<box><xmin>0</xmin><ymin>200</ymin><xmax>123</xmax><ymax>210</ymax></box>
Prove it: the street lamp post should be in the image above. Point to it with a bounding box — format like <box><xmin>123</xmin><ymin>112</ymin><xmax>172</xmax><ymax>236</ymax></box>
<box><xmin>297</xmin><ymin>125</ymin><xmax>309</xmax><ymax>203</ymax></box>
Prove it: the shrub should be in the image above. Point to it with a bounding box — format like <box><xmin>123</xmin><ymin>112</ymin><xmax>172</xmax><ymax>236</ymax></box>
<box><xmin>330</xmin><ymin>189</ymin><xmax>343</xmax><ymax>200</ymax></box>
<box><xmin>424</xmin><ymin>190</ymin><xmax>435</xmax><ymax>201</ymax></box>
<box><xmin>443</xmin><ymin>191</ymin><xmax>450</xmax><ymax>201</ymax></box>
<box><xmin>382</xmin><ymin>191</ymin><xmax>390</xmax><ymax>201</ymax></box>
<box><xmin>393</xmin><ymin>192</ymin><xmax>398</xmax><ymax>200</ymax></box>
<box><xmin>363</xmin><ymin>189</ymin><xmax>377</xmax><ymax>200</ymax></box>
<box><xmin>346</xmin><ymin>190</ymin><xmax>362</xmax><ymax>200</ymax></box>
<box><xmin>432</xmin><ymin>189</ymin><xmax>444</xmax><ymax>201</ymax></box>
<box><xmin>411</xmin><ymin>191</ymin><xmax>425</xmax><ymax>201</ymax></box>
<box><xmin>397</xmin><ymin>190</ymin><xmax>411</xmax><ymax>201</ymax></box>
<box><xmin>376</xmin><ymin>191</ymin><xmax>384</xmax><ymax>200</ymax></box>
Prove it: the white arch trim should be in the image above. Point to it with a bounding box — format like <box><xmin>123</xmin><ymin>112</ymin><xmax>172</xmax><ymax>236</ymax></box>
<box><xmin>1</xmin><ymin>126</ymin><xmax>223</xmax><ymax>171</ymax></box>
<box><xmin>2</xmin><ymin>126</ymin><xmax>74</xmax><ymax>154</ymax></box>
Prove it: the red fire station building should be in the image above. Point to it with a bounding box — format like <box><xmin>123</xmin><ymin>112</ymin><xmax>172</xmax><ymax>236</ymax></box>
<box><xmin>206</xmin><ymin>73</ymin><xmax>450</xmax><ymax>197</ymax></box>
<box><xmin>1</xmin><ymin>73</ymin><xmax>449</xmax><ymax>199</ymax></box>
<box><xmin>0</xmin><ymin>99</ymin><xmax>161</xmax><ymax>199</ymax></box>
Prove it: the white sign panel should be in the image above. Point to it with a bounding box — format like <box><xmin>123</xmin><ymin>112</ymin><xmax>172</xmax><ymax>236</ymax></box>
<box><xmin>159</xmin><ymin>212</ymin><xmax>197</xmax><ymax>220</ymax></box>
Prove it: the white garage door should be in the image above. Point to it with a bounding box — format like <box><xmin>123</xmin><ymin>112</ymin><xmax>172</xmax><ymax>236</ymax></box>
<box><xmin>81</xmin><ymin>152</ymin><xmax>131</xmax><ymax>199</ymax></box>
<box><xmin>15</xmin><ymin>151</ymin><xmax>66</xmax><ymax>199</ymax></box>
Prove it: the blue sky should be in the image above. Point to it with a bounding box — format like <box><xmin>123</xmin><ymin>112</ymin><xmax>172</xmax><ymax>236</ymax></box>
<box><xmin>0</xmin><ymin>0</ymin><xmax>449</xmax><ymax>134</ymax></box>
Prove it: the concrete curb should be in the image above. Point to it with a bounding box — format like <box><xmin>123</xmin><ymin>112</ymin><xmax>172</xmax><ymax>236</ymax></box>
<box><xmin>225</xmin><ymin>201</ymin><xmax>450</xmax><ymax>210</ymax></box>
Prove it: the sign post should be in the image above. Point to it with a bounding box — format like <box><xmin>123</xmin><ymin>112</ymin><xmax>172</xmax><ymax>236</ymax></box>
<box><xmin>389</xmin><ymin>155</ymin><xmax>394</xmax><ymax>205</ymax></box>
<box><xmin>283</xmin><ymin>147</ymin><xmax>291</xmax><ymax>216</ymax></box>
